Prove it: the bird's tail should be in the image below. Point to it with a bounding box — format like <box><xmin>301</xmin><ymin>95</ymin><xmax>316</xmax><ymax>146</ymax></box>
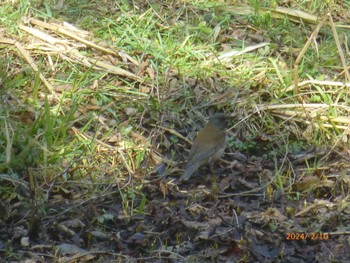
<box><xmin>180</xmin><ymin>162</ymin><xmax>199</xmax><ymax>181</ymax></box>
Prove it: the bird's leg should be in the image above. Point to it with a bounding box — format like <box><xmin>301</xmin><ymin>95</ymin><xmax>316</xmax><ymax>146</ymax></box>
<box><xmin>209</xmin><ymin>162</ymin><xmax>215</xmax><ymax>175</ymax></box>
<box><xmin>209</xmin><ymin>163</ymin><xmax>219</xmax><ymax>200</ymax></box>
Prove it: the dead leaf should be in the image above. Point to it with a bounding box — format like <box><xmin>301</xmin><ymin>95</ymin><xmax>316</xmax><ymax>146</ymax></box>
<box><xmin>55</xmin><ymin>243</ymin><xmax>88</xmax><ymax>255</ymax></box>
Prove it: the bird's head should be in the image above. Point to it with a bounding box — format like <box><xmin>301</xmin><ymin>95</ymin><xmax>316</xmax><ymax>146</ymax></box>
<box><xmin>208</xmin><ymin>113</ymin><xmax>229</xmax><ymax>130</ymax></box>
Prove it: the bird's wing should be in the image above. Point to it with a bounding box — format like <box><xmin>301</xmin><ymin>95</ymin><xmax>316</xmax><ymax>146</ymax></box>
<box><xmin>188</xmin><ymin>134</ymin><xmax>226</xmax><ymax>165</ymax></box>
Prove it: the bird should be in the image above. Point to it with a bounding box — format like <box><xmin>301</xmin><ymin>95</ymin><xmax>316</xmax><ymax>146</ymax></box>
<box><xmin>180</xmin><ymin>113</ymin><xmax>228</xmax><ymax>181</ymax></box>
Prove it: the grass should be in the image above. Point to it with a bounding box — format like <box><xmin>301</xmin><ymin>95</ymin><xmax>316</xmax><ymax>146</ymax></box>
<box><xmin>1</xmin><ymin>0</ymin><xmax>350</xmax><ymax>261</ymax></box>
<box><xmin>0</xmin><ymin>0</ymin><xmax>344</xmax><ymax>200</ymax></box>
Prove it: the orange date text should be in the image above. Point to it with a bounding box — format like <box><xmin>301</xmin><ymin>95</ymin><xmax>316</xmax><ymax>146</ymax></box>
<box><xmin>286</xmin><ymin>232</ymin><xmax>329</xmax><ymax>241</ymax></box>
